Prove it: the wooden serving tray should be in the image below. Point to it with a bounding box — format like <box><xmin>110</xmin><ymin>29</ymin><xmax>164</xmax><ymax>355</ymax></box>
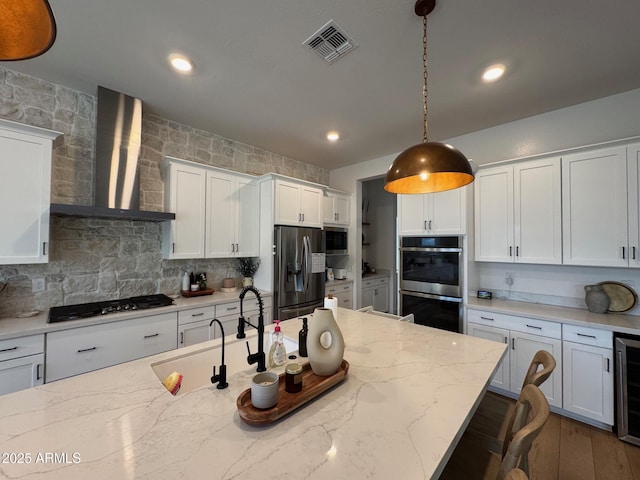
<box><xmin>181</xmin><ymin>288</ymin><xmax>215</xmax><ymax>297</ymax></box>
<box><xmin>237</xmin><ymin>360</ymin><xmax>349</xmax><ymax>426</ymax></box>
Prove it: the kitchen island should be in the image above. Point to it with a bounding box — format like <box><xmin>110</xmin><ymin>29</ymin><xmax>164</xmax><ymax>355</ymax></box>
<box><xmin>0</xmin><ymin>308</ymin><xmax>505</xmax><ymax>479</ymax></box>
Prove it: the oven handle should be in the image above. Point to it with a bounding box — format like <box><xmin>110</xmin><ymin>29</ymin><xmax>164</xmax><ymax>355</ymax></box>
<box><xmin>400</xmin><ymin>247</ymin><xmax>462</xmax><ymax>253</ymax></box>
<box><xmin>399</xmin><ymin>290</ymin><xmax>462</xmax><ymax>303</ymax></box>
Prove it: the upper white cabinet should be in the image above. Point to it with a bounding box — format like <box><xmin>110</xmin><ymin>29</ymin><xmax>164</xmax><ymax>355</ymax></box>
<box><xmin>323</xmin><ymin>191</ymin><xmax>350</xmax><ymax>226</ymax></box>
<box><xmin>162</xmin><ymin>158</ymin><xmax>259</xmax><ymax>259</ymax></box>
<box><xmin>0</xmin><ymin>120</ymin><xmax>60</xmax><ymax>265</ymax></box>
<box><xmin>274</xmin><ymin>179</ymin><xmax>323</xmax><ymax>228</ymax></box>
<box><xmin>562</xmin><ymin>146</ymin><xmax>629</xmax><ymax>267</ymax></box>
<box><xmin>475</xmin><ymin>157</ymin><xmax>562</xmax><ymax>264</ymax></box>
<box><xmin>398</xmin><ymin>186</ymin><xmax>467</xmax><ymax>236</ymax></box>
<box><xmin>205</xmin><ymin>170</ymin><xmax>259</xmax><ymax>257</ymax></box>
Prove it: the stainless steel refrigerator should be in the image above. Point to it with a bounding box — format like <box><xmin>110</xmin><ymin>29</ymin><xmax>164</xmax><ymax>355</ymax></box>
<box><xmin>274</xmin><ymin>225</ymin><xmax>325</xmax><ymax>320</ymax></box>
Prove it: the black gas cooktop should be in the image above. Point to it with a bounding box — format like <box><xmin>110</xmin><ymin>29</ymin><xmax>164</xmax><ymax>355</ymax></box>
<box><xmin>48</xmin><ymin>294</ymin><xmax>174</xmax><ymax>323</ymax></box>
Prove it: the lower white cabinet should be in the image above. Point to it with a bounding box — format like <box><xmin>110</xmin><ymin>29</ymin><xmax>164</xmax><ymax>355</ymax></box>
<box><xmin>467</xmin><ymin>308</ymin><xmax>562</xmax><ymax>408</ymax></box>
<box><xmin>562</xmin><ymin>324</ymin><xmax>614</xmax><ymax>425</ymax></box>
<box><xmin>0</xmin><ymin>334</ymin><xmax>45</xmax><ymax>395</ymax></box>
<box><xmin>361</xmin><ymin>277</ymin><xmax>389</xmax><ymax>312</ymax></box>
<box><xmin>327</xmin><ymin>281</ymin><xmax>353</xmax><ymax>310</ymax></box>
<box><xmin>177</xmin><ymin>305</ymin><xmax>216</xmax><ymax>348</ymax></box>
<box><xmin>46</xmin><ymin>313</ymin><xmax>177</xmax><ymax>382</ymax></box>
<box><xmin>213</xmin><ymin>296</ymin><xmax>273</xmax><ymax>339</ymax></box>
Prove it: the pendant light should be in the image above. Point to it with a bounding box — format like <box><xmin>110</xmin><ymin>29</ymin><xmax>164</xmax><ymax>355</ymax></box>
<box><xmin>0</xmin><ymin>0</ymin><xmax>57</xmax><ymax>61</ymax></box>
<box><xmin>384</xmin><ymin>0</ymin><xmax>474</xmax><ymax>194</ymax></box>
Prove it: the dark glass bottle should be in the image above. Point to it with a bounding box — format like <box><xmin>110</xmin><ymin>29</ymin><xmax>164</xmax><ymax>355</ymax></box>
<box><xmin>298</xmin><ymin>317</ymin><xmax>308</xmax><ymax>357</ymax></box>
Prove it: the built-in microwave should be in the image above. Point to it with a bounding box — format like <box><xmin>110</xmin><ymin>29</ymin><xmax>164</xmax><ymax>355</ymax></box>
<box><xmin>324</xmin><ymin>227</ymin><xmax>348</xmax><ymax>255</ymax></box>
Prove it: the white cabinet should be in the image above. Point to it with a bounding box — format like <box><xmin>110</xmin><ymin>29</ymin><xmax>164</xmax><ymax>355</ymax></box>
<box><xmin>205</xmin><ymin>170</ymin><xmax>259</xmax><ymax>257</ymax></box>
<box><xmin>475</xmin><ymin>157</ymin><xmax>561</xmax><ymax>264</ymax></box>
<box><xmin>214</xmin><ymin>296</ymin><xmax>273</xmax><ymax>338</ymax></box>
<box><xmin>46</xmin><ymin>313</ymin><xmax>177</xmax><ymax>382</ymax></box>
<box><xmin>628</xmin><ymin>143</ymin><xmax>640</xmax><ymax>267</ymax></box>
<box><xmin>177</xmin><ymin>305</ymin><xmax>216</xmax><ymax>348</ymax></box>
<box><xmin>323</xmin><ymin>192</ymin><xmax>350</xmax><ymax>226</ymax></box>
<box><xmin>163</xmin><ymin>158</ymin><xmax>259</xmax><ymax>259</ymax></box>
<box><xmin>162</xmin><ymin>159</ymin><xmax>207</xmax><ymax>259</ymax></box>
<box><xmin>562</xmin><ymin>324</ymin><xmax>614</xmax><ymax>425</ymax></box>
<box><xmin>274</xmin><ymin>179</ymin><xmax>323</xmax><ymax>228</ymax></box>
<box><xmin>398</xmin><ymin>186</ymin><xmax>467</xmax><ymax>235</ymax></box>
<box><xmin>0</xmin><ymin>334</ymin><xmax>44</xmax><ymax>395</ymax></box>
<box><xmin>466</xmin><ymin>308</ymin><xmax>562</xmax><ymax>408</ymax></box>
<box><xmin>327</xmin><ymin>281</ymin><xmax>353</xmax><ymax>310</ymax></box>
<box><xmin>361</xmin><ymin>277</ymin><xmax>389</xmax><ymax>312</ymax></box>
<box><xmin>562</xmin><ymin>145</ymin><xmax>629</xmax><ymax>267</ymax></box>
<box><xmin>0</xmin><ymin>120</ymin><xmax>60</xmax><ymax>265</ymax></box>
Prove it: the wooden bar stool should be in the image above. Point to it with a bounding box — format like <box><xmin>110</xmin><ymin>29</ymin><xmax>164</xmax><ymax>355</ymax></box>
<box><xmin>505</xmin><ymin>468</ymin><xmax>529</xmax><ymax>480</ymax></box>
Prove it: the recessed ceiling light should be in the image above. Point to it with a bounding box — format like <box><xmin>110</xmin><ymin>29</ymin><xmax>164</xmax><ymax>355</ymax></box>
<box><xmin>327</xmin><ymin>131</ymin><xmax>340</xmax><ymax>142</ymax></box>
<box><xmin>482</xmin><ymin>64</ymin><xmax>505</xmax><ymax>82</ymax></box>
<box><xmin>169</xmin><ymin>53</ymin><xmax>194</xmax><ymax>73</ymax></box>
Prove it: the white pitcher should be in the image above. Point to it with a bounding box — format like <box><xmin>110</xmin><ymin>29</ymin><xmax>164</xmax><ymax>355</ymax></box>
<box><xmin>307</xmin><ymin>307</ymin><xmax>345</xmax><ymax>376</ymax></box>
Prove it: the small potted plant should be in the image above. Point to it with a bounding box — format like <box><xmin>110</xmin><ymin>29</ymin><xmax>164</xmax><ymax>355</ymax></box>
<box><xmin>237</xmin><ymin>257</ymin><xmax>260</xmax><ymax>287</ymax></box>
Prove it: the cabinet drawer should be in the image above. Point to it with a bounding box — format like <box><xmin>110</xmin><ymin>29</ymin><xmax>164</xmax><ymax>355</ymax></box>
<box><xmin>327</xmin><ymin>283</ymin><xmax>353</xmax><ymax>295</ymax></box>
<box><xmin>216</xmin><ymin>301</ymin><xmax>241</xmax><ymax>316</ymax></box>
<box><xmin>362</xmin><ymin>277</ymin><xmax>388</xmax><ymax>289</ymax></box>
<box><xmin>507</xmin><ymin>316</ymin><xmax>561</xmax><ymax>339</ymax></box>
<box><xmin>178</xmin><ymin>305</ymin><xmax>215</xmax><ymax>325</ymax></box>
<box><xmin>0</xmin><ymin>334</ymin><xmax>44</xmax><ymax>362</ymax></box>
<box><xmin>467</xmin><ymin>309</ymin><xmax>515</xmax><ymax>329</ymax></box>
<box><xmin>563</xmin><ymin>324</ymin><xmax>612</xmax><ymax>348</ymax></box>
<box><xmin>242</xmin><ymin>295</ymin><xmax>272</xmax><ymax>312</ymax></box>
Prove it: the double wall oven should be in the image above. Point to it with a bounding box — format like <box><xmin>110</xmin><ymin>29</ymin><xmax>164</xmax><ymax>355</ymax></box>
<box><xmin>399</xmin><ymin>236</ymin><xmax>463</xmax><ymax>333</ymax></box>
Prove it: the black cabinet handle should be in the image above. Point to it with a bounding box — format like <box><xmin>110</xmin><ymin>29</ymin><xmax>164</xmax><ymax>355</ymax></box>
<box><xmin>191</xmin><ymin>312</ymin><xmax>204</xmax><ymax>317</ymax></box>
<box><xmin>0</xmin><ymin>346</ymin><xmax>18</xmax><ymax>353</ymax></box>
<box><xmin>144</xmin><ymin>333</ymin><xmax>159</xmax><ymax>339</ymax></box>
<box><xmin>577</xmin><ymin>333</ymin><xmax>597</xmax><ymax>339</ymax></box>
<box><xmin>36</xmin><ymin>363</ymin><xmax>42</xmax><ymax>380</ymax></box>
<box><xmin>77</xmin><ymin>347</ymin><xmax>97</xmax><ymax>353</ymax></box>
<box><xmin>526</xmin><ymin>324</ymin><xmax>542</xmax><ymax>330</ymax></box>
<box><xmin>480</xmin><ymin>316</ymin><xmax>494</xmax><ymax>321</ymax></box>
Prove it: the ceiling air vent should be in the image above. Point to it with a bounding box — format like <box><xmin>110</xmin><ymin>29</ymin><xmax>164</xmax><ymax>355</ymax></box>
<box><xmin>303</xmin><ymin>20</ymin><xmax>358</xmax><ymax>64</ymax></box>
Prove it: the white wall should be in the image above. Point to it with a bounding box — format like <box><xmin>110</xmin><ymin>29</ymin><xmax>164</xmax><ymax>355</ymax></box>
<box><xmin>329</xmin><ymin>87</ymin><xmax>640</xmax><ymax>313</ymax></box>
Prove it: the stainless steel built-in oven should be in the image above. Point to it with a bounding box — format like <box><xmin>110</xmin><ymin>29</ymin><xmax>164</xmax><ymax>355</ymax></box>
<box><xmin>399</xmin><ymin>236</ymin><xmax>463</xmax><ymax>333</ymax></box>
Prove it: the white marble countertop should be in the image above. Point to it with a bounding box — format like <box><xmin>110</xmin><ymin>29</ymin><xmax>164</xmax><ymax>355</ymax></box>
<box><xmin>466</xmin><ymin>297</ymin><xmax>640</xmax><ymax>334</ymax></box>
<box><xmin>0</xmin><ymin>290</ymin><xmax>272</xmax><ymax>341</ymax></box>
<box><xmin>0</xmin><ymin>308</ymin><xmax>505</xmax><ymax>479</ymax></box>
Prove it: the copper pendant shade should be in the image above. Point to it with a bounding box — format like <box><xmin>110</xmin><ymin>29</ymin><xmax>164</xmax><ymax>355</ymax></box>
<box><xmin>0</xmin><ymin>0</ymin><xmax>57</xmax><ymax>61</ymax></box>
<box><xmin>384</xmin><ymin>0</ymin><xmax>474</xmax><ymax>194</ymax></box>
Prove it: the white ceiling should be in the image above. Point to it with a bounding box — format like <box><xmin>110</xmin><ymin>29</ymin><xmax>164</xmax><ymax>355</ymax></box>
<box><xmin>7</xmin><ymin>0</ymin><xmax>640</xmax><ymax>170</ymax></box>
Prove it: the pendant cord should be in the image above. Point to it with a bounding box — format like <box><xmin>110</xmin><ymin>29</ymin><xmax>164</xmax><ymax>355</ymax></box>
<box><xmin>422</xmin><ymin>13</ymin><xmax>428</xmax><ymax>143</ymax></box>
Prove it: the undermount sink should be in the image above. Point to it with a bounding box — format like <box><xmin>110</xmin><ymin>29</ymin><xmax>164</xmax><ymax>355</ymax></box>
<box><xmin>151</xmin><ymin>332</ymin><xmax>299</xmax><ymax>395</ymax></box>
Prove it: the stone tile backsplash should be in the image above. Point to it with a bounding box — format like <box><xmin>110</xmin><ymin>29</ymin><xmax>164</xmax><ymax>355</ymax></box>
<box><xmin>0</xmin><ymin>67</ymin><xmax>329</xmax><ymax>317</ymax></box>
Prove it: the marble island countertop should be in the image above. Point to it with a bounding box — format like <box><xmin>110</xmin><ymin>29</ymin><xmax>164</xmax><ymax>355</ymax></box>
<box><xmin>0</xmin><ymin>308</ymin><xmax>505</xmax><ymax>480</ymax></box>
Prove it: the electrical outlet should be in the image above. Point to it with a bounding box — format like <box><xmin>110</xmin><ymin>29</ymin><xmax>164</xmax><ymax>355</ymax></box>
<box><xmin>505</xmin><ymin>272</ymin><xmax>514</xmax><ymax>286</ymax></box>
<box><xmin>32</xmin><ymin>277</ymin><xmax>45</xmax><ymax>293</ymax></box>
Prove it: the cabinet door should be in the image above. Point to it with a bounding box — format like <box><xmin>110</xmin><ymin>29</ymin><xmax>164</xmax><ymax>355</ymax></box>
<box><xmin>562</xmin><ymin>146</ymin><xmax>628</xmax><ymax>267</ymax></box>
<box><xmin>467</xmin><ymin>323</ymin><xmax>510</xmax><ymax>390</ymax></box>
<box><xmin>178</xmin><ymin>319</ymin><xmax>214</xmax><ymax>348</ymax></box>
<box><xmin>562</xmin><ymin>341</ymin><xmax>614</xmax><ymax>424</ymax></box>
<box><xmin>514</xmin><ymin>157</ymin><xmax>562</xmax><ymax>264</ymax></box>
<box><xmin>334</xmin><ymin>195</ymin><xmax>350</xmax><ymax>225</ymax></box>
<box><xmin>0</xmin><ymin>353</ymin><xmax>44</xmax><ymax>395</ymax></box>
<box><xmin>0</xmin><ymin>125</ymin><xmax>55</xmax><ymax>264</ymax></box>
<box><xmin>398</xmin><ymin>194</ymin><xmax>427</xmax><ymax>235</ymax></box>
<box><xmin>205</xmin><ymin>171</ymin><xmax>235</xmax><ymax>257</ymax></box>
<box><xmin>627</xmin><ymin>143</ymin><xmax>640</xmax><ymax>268</ymax></box>
<box><xmin>274</xmin><ymin>180</ymin><xmax>301</xmax><ymax>225</ymax></box>
<box><xmin>511</xmin><ymin>331</ymin><xmax>562</xmax><ymax>408</ymax></box>
<box><xmin>236</xmin><ymin>178</ymin><xmax>260</xmax><ymax>256</ymax></box>
<box><xmin>430</xmin><ymin>187</ymin><xmax>466</xmax><ymax>235</ymax></box>
<box><xmin>475</xmin><ymin>166</ymin><xmax>514</xmax><ymax>262</ymax></box>
<box><xmin>323</xmin><ymin>196</ymin><xmax>335</xmax><ymax>224</ymax></box>
<box><xmin>373</xmin><ymin>284</ymin><xmax>389</xmax><ymax>312</ymax></box>
<box><xmin>334</xmin><ymin>291</ymin><xmax>353</xmax><ymax>309</ymax></box>
<box><xmin>361</xmin><ymin>287</ymin><xmax>375</xmax><ymax>310</ymax></box>
<box><xmin>164</xmin><ymin>162</ymin><xmax>206</xmax><ymax>259</ymax></box>
<box><xmin>300</xmin><ymin>185</ymin><xmax>323</xmax><ymax>228</ymax></box>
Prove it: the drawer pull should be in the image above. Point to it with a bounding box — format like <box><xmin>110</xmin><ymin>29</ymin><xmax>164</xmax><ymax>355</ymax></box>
<box><xmin>480</xmin><ymin>316</ymin><xmax>494</xmax><ymax>321</ymax></box>
<box><xmin>577</xmin><ymin>333</ymin><xmax>597</xmax><ymax>339</ymax></box>
<box><xmin>77</xmin><ymin>347</ymin><xmax>97</xmax><ymax>353</ymax></box>
<box><xmin>225</xmin><ymin>306</ymin><xmax>238</xmax><ymax>311</ymax></box>
<box><xmin>191</xmin><ymin>312</ymin><xmax>205</xmax><ymax>317</ymax></box>
<box><xmin>343</xmin><ymin>286</ymin><xmax>349</xmax><ymax>290</ymax></box>
<box><xmin>526</xmin><ymin>324</ymin><xmax>542</xmax><ymax>330</ymax></box>
<box><xmin>144</xmin><ymin>333</ymin><xmax>160</xmax><ymax>339</ymax></box>
<box><xmin>0</xmin><ymin>346</ymin><xmax>18</xmax><ymax>353</ymax></box>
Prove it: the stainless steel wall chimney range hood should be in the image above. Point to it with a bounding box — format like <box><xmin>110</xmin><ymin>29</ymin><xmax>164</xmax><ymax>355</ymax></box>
<box><xmin>50</xmin><ymin>86</ymin><xmax>175</xmax><ymax>221</ymax></box>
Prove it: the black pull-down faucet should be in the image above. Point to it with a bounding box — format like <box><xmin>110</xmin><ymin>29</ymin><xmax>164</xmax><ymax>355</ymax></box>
<box><xmin>236</xmin><ymin>285</ymin><xmax>266</xmax><ymax>372</ymax></box>
<box><xmin>209</xmin><ymin>318</ymin><xmax>228</xmax><ymax>389</ymax></box>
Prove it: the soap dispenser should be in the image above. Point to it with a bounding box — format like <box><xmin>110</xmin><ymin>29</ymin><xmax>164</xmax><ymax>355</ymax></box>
<box><xmin>298</xmin><ymin>317</ymin><xmax>308</xmax><ymax>357</ymax></box>
<box><xmin>268</xmin><ymin>320</ymin><xmax>287</xmax><ymax>367</ymax></box>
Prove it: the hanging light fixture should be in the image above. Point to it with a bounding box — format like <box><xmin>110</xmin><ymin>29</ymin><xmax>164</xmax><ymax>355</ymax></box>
<box><xmin>0</xmin><ymin>0</ymin><xmax>57</xmax><ymax>61</ymax></box>
<box><xmin>384</xmin><ymin>0</ymin><xmax>474</xmax><ymax>194</ymax></box>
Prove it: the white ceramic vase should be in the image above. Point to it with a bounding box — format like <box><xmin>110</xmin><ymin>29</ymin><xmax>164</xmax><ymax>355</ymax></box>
<box><xmin>307</xmin><ymin>307</ymin><xmax>345</xmax><ymax>376</ymax></box>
